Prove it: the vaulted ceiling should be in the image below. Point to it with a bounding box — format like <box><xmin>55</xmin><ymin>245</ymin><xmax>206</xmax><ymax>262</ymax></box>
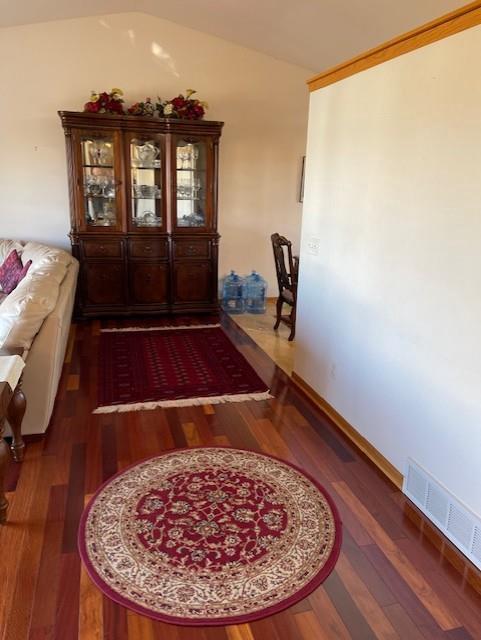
<box><xmin>0</xmin><ymin>0</ymin><xmax>466</xmax><ymax>71</ymax></box>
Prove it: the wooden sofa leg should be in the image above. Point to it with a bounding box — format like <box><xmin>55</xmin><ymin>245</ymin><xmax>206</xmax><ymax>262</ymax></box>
<box><xmin>7</xmin><ymin>386</ymin><xmax>26</xmax><ymax>463</ymax></box>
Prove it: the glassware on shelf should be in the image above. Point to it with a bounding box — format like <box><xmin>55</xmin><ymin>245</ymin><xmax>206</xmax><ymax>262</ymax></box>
<box><xmin>142</xmin><ymin>211</ymin><xmax>157</xmax><ymax>225</ymax></box>
<box><xmin>134</xmin><ymin>141</ymin><xmax>160</xmax><ymax>167</ymax></box>
<box><xmin>176</xmin><ymin>141</ymin><xmax>204</xmax><ymax>170</ymax></box>
<box><xmin>177</xmin><ymin>185</ymin><xmax>194</xmax><ymax>199</ymax></box>
<box><xmin>84</xmin><ymin>176</ymin><xmax>102</xmax><ymax>197</ymax></box>
<box><xmin>177</xmin><ymin>212</ymin><xmax>205</xmax><ymax>227</ymax></box>
<box><xmin>175</xmin><ymin>144</ymin><xmax>206</xmax><ymax>226</ymax></box>
<box><xmin>177</xmin><ymin>145</ymin><xmax>189</xmax><ymax>169</ymax></box>
<box><xmin>140</xmin><ymin>185</ymin><xmax>157</xmax><ymax>198</ymax></box>
<box><xmin>192</xmin><ymin>177</ymin><xmax>201</xmax><ymax>197</ymax></box>
<box><xmin>88</xmin><ymin>140</ymin><xmax>113</xmax><ymax>166</ymax></box>
<box><xmin>102</xmin><ymin>201</ymin><xmax>116</xmax><ymax>225</ymax></box>
<box><xmin>134</xmin><ymin>211</ymin><xmax>161</xmax><ymax>227</ymax></box>
<box><xmin>192</xmin><ymin>147</ymin><xmax>199</xmax><ymax>167</ymax></box>
<box><xmin>133</xmin><ymin>184</ymin><xmax>161</xmax><ymax>199</ymax></box>
<box><xmin>84</xmin><ymin>175</ymin><xmax>116</xmax><ymax>198</ymax></box>
<box><xmin>102</xmin><ymin>179</ymin><xmax>116</xmax><ymax>198</ymax></box>
<box><xmin>85</xmin><ymin>193</ymin><xmax>117</xmax><ymax>226</ymax></box>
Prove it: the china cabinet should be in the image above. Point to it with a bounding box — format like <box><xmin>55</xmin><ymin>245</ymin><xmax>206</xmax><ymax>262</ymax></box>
<box><xmin>59</xmin><ymin>111</ymin><xmax>223</xmax><ymax>317</ymax></box>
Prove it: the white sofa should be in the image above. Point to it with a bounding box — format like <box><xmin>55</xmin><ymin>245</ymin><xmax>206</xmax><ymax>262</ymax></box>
<box><xmin>0</xmin><ymin>239</ymin><xmax>79</xmax><ymax>435</ymax></box>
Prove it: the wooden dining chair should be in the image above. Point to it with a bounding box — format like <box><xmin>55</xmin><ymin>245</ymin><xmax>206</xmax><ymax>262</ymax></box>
<box><xmin>271</xmin><ymin>233</ymin><xmax>298</xmax><ymax>341</ymax></box>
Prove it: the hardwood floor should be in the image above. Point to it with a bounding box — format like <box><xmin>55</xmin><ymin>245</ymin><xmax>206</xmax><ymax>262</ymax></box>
<box><xmin>0</xmin><ymin>314</ymin><xmax>480</xmax><ymax>639</ymax></box>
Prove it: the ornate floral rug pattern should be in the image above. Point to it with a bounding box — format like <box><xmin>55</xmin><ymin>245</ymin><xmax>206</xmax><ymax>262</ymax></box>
<box><xmin>78</xmin><ymin>447</ymin><xmax>342</xmax><ymax>626</ymax></box>
<box><xmin>94</xmin><ymin>325</ymin><xmax>272</xmax><ymax>413</ymax></box>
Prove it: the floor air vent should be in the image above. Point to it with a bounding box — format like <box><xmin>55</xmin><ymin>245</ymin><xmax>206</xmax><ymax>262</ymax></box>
<box><xmin>403</xmin><ymin>459</ymin><xmax>481</xmax><ymax>570</ymax></box>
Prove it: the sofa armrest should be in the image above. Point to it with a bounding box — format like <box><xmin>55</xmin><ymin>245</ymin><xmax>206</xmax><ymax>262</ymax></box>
<box><xmin>19</xmin><ymin>259</ymin><xmax>79</xmax><ymax>435</ymax></box>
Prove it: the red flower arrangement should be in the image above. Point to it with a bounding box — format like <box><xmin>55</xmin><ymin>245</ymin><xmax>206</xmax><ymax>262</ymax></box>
<box><xmin>156</xmin><ymin>89</ymin><xmax>208</xmax><ymax>120</ymax></box>
<box><xmin>84</xmin><ymin>88</ymin><xmax>125</xmax><ymax>114</ymax></box>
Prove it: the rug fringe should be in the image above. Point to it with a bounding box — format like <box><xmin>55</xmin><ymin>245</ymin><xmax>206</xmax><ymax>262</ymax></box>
<box><xmin>101</xmin><ymin>323</ymin><xmax>221</xmax><ymax>333</ymax></box>
<box><xmin>93</xmin><ymin>391</ymin><xmax>273</xmax><ymax>413</ymax></box>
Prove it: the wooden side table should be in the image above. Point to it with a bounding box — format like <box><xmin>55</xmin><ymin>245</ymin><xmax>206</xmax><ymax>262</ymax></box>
<box><xmin>0</xmin><ymin>349</ymin><xmax>26</xmax><ymax>524</ymax></box>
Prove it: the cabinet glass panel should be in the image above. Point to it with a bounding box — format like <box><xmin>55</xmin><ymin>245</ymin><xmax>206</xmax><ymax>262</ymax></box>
<box><xmin>130</xmin><ymin>138</ymin><xmax>162</xmax><ymax>228</ymax></box>
<box><xmin>81</xmin><ymin>135</ymin><xmax>118</xmax><ymax>227</ymax></box>
<box><xmin>176</xmin><ymin>140</ymin><xmax>207</xmax><ymax>228</ymax></box>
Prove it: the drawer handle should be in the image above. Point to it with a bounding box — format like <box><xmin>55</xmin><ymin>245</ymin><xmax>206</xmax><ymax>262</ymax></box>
<box><xmin>144</xmin><ymin>244</ymin><xmax>153</xmax><ymax>252</ymax></box>
<box><xmin>186</xmin><ymin>245</ymin><xmax>199</xmax><ymax>255</ymax></box>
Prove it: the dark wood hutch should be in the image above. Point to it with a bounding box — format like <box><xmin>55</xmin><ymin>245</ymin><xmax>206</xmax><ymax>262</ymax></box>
<box><xmin>59</xmin><ymin>111</ymin><xmax>223</xmax><ymax>317</ymax></box>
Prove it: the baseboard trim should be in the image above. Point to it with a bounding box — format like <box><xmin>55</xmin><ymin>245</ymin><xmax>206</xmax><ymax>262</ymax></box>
<box><xmin>291</xmin><ymin>371</ymin><xmax>403</xmax><ymax>489</ymax></box>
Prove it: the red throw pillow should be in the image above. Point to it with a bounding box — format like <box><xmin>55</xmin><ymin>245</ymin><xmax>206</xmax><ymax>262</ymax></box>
<box><xmin>0</xmin><ymin>249</ymin><xmax>32</xmax><ymax>294</ymax></box>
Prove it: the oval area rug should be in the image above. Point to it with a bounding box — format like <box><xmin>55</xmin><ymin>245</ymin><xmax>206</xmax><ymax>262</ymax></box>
<box><xmin>78</xmin><ymin>447</ymin><xmax>342</xmax><ymax>626</ymax></box>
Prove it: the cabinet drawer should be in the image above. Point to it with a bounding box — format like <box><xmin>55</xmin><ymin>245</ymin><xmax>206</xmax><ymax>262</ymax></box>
<box><xmin>128</xmin><ymin>238</ymin><xmax>168</xmax><ymax>259</ymax></box>
<box><xmin>82</xmin><ymin>239</ymin><xmax>123</xmax><ymax>258</ymax></box>
<box><xmin>174</xmin><ymin>239</ymin><xmax>210</xmax><ymax>259</ymax></box>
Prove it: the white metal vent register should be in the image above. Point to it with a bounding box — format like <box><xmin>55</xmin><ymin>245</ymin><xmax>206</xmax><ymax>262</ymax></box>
<box><xmin>403</xmin><ymin>459</ymin><xmax>481</xmax><ymax>570</ymax></box>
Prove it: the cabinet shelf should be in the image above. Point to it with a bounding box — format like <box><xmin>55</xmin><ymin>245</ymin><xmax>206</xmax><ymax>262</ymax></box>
<box><xmin>134</xmin><ymin>222</ymin><xmax>162</xmax><ymax>228</ymax></box>
<box><xmin>87</xmin><ymin>221</ymin><xmax>117</xmax><ymax>227</ymax></box>
<box><xmin>83</xmin><ymin>164</ymin><xmax>114</xmax><ymax>169</ymax></box>
<box><xmin>84</xmin><ymin>194</ymin><xmax>116</xmax><ymax>200</ymax></box>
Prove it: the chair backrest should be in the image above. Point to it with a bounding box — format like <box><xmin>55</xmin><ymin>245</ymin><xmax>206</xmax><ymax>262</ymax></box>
<box><xmin>271</xmin><ymin>233</ymin><xmax>297</xmax><ymax>296</ymax></box>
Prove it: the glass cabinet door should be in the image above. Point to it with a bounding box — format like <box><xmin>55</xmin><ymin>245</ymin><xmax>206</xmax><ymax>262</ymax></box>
<box><xmin>128</xmin><ymin>135</ymin><xmax>164</xmax><ymax>230</ymax></box>
<box><xmin>174</xmin><ymin>138</ymin><xmax>210</xmax><ymax>229</ymax></box>
<box><xmin>78</xmin><ymin>132</ymin><xmax>122</xmax><ymax>230</ymax></box>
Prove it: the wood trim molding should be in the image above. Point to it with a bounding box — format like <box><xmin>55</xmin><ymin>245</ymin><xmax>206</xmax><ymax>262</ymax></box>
<box><xmin>308</xmin><ymin>1</ymin><xmax>481</xmax><ymax>91</ymax></box>
<box><xmin>291</xmin><ymin>371</ymin><xmax>404</xmax><ymax>489</ymax></box>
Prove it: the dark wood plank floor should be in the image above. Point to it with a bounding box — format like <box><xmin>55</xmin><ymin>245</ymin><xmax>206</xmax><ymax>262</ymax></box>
<box><xmin>0</xmin><ymin>314</ymin><xmax>480</xmax><ymax>639</ymax></box>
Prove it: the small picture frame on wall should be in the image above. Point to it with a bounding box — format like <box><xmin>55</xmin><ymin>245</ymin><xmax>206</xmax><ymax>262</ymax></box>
<box><xmin>298</xmin><ymin>156</ymin><xmax>305</xmax><ymax>203</ymax></box>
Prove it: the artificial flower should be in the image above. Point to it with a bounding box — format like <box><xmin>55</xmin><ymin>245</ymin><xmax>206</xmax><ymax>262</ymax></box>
<box><xmin>156</xmin><ymin>89</ymin><xmax>208</xmax><ymax>120</ymax></box>
<box><xmin>83</xmin><ymin>88</ymin><xmax>125</xmax><ymax>114</ymax></box>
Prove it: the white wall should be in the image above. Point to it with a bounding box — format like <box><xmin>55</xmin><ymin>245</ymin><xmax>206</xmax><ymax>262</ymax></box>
<box><xmin>0</xmin><ymin>12</ymin><xmax>310</xmax><ymax>294</ymax></box>
<box><xmin>297</xmin><ymin>24</ymin><xmax>481</xmax><ymax>516</ymax></box>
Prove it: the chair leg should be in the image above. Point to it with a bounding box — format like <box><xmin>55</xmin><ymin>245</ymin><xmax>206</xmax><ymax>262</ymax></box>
<box><xmin>288</xmin><ymin>305</ymin><xmax>296</xmax><ymax>341</ymax></box>
<box><xmin>274</xmin><ymin>297</ymin><xmax>283</xmax><ymax>330</ymax></box>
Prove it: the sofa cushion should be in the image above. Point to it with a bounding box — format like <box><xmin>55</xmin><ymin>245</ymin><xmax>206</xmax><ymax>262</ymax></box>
<box><xmin>0</xmin><ymin>250</ymin><xmax>31</xmax><ymax>294</ymax></box>
<box><xmin>0</xmin><ymin>239</ymin><xmax>24</xmax><ymax>264</ymax></box>
<box><xmin>0</xmin><ymin>241</ymin><xmax>73</xmax><ymax>350</ymax></box>
<box><xmin>22</xmin><ymin>241</ymin><xmax>72</xmax><ymax>270</ymax></box>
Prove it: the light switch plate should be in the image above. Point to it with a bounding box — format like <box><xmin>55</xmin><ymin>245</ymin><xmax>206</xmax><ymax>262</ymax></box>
<box><xmin>306</xmin><ymin>236</ymin><xmax>321</xmax><ymax>256</ymax></box>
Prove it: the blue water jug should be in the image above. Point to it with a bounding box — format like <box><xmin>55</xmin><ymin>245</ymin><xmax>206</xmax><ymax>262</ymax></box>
<box><xmin>221</xmin><ymin>270</ymin><xmax>245</xmax><ymax>314</ymax></box>
<box><xmin>244</xmin><ymin>271</ymin><xmax>267</xmax><ymax>314</ymax></box>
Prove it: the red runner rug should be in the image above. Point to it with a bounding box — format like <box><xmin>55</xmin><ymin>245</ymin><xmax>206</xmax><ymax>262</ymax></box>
<box><xmin>95</xmin><ymin>325</ymin><xmax>271</xmax><ymax>413</ymax></box>
<box><xmin>78</xmin><ymin>447</ymin><xmax>342</xmax><ymax>625</ymax></box>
